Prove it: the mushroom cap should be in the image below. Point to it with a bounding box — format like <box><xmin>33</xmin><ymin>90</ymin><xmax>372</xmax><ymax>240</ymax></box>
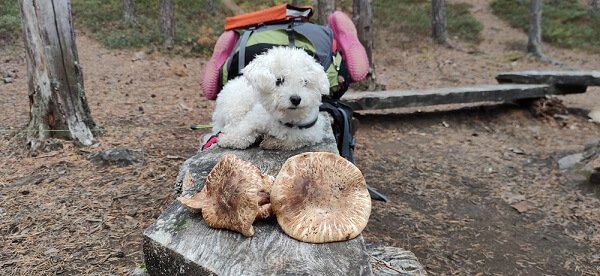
<box><xmin>177</xmin><ymin>185</ymin><xmax>206</xmax><ymax>213</ymax></box>
<box><xmin>194</xmin><ymin>154</ymin><xmax>272</xmax><ymax>236</ymax></box>
<box><xmin>271</xmin><ymin>152</ymin><xmax>371</xmax><ymax>243</ymax></box>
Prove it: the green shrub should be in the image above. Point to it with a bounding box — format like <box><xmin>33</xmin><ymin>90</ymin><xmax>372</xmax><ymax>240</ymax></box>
<box><xmin>448</xmin><ymin>3</ymin><xmax>483</xmax><ymax>42</ymax></box>
<box><xmin>0</xmin><ymin>0</ymin><xmax>21</xmax><ymax>43</ymax></box>
<box><xmin>492</xmin><ymin>0</ymin><xmax>600</xmax><ymax>52</ymax></box>
<box><xmin>373</xmin><ymin>0</ymin><xmax>482</xmax><ymax>46</ymax></box>
<box><xmin>71</xmin><ymin>0</ymin><xmax>230</xmax><ymax>55</ymax></box>
<box><xmin>3</xmin><ymin>0</ymin><xmax>483</xmax><ymax>54</ymax></box>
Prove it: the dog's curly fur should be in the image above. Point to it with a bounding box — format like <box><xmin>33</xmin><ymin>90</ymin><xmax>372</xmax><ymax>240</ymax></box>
<box><xmin>211</xmin><ymin>47</ymin><xmax>330</xmax><ymax>150</ymax></box>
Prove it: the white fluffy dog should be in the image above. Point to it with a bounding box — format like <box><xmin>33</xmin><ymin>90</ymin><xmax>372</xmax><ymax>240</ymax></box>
<box><xmin>211</xmin><ymin>47</ymin><xmax>330</xmax><ymax>150</ymax></box>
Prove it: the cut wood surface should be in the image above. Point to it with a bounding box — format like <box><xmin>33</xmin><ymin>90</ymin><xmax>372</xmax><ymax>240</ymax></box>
<box><xmin>368</xmin><ymin>245</ymin><xmax>427</xmax><ymax>276</ymax></box>
<box><xmin>143</xmin><ymin>115</ymin><xmax>375</xmax><ymax>275</ymax></box>
<box><xmin>341</xmin><ymin>84</ymin><xmax>553</xmax><ymax>111</ymax></box>
<box><xmin>496</xmin><ymin>70</ymin><xmax>600</xmax><ymax>86</ymax></box>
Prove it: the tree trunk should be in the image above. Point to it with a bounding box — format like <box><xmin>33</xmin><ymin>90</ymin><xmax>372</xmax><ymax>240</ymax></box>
<box><xmin>352</xmin><ymin>0</ymin><xmax>377</xmax><ymax>89</ymax></box>
<box><xmin>317</xmin><ymin>0</ymin><xmax>335</xmax><ymax>26</ymax></box>
<box><xmin>19</xmin><ymin>0</ymin><xmax>97</xmax><ymax>149</ymax></box>
<box><xmin>161</xmin><ymin>0</ymin><xmax>175</xmax><ymax>48</ymax></box>
<box><xmin>432</xmin><ymin>0</ymin><xmax>447</xmax><ymax>44</ymax></box>
<box><xmin>123</xmin><ymin>0</ymin><xmax>134</xmax><ymax>23</ymax></box>
<box><xmin>221</xmin><ymin>0</ymin><xmax>244</xmax><ymax>15</ymax></box>
<box><xmin>527</xmin><ymin>0</ymin><xmax>543</xmax><ymax>57</ymax></box>
<box><xmin>590</xmin><ymin>0</ymin><xmax>599</xmax><ymax>17</ymax></box>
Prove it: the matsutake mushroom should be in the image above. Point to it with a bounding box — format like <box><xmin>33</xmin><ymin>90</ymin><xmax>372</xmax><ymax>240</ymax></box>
<box><xmin>177</xmin><ymin>154</ymin><xmax>273</xmax><ymax>237</ymax></box>
<box><xmin>271</xmin><ymin>152</ymin><xmax>371</xmax><ymax>243</ymax></box>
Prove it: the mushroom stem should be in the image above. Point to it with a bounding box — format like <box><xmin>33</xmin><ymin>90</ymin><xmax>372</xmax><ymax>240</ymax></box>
<box><xmin>256</xmin><ymin>203</ymin><xmax>273</xmax><ymax>220</ymax></box>
<box><xmin>257</xmin><ymin>191</ymin><xmax>270</xmax><ymax>205</ymax></box>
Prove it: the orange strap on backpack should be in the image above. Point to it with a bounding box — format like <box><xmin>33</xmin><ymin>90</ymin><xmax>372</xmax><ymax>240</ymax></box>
<box><xmin>224</xmin><ymin>4</ymin><xmax>313</xmax><ymax>31</ymax></box>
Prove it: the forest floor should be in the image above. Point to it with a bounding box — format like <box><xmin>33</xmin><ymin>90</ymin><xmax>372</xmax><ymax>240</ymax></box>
<box><xmin>1</xmin><ymin>0</ymin><xmax>600</xmax><ymax>274</ymax></box>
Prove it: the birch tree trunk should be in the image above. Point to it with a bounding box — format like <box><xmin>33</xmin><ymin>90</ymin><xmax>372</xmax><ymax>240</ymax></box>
<box><xmin>527</xmin><ymin>0</ymin><xmax>544</xmax><ymax>57</ymax></box>
<box><xmin>123</xmin><ymin>0</ymin><xmax>134</xmax><ymax>23</ymax></box>
<box><xmin>317</xmin><ymin>0</ymin><xmax>335</xmax><ymax>26</ymax></box>
<box><xmin>19</xmin><ymin>0</ymin><xmax>97</xmax><ymax>149</ymax></box>
<box><xmin>432</xmin><ymin>0</ymin><xmax>447</xmax><ymax>44</ymax></box>
<box><xmin>161</xmin><ymin>0</ymin><xmax>175</xmax><ymax>48</ymax></box>
<box><xmin>352</xmin><ymin>0</ymin><xmax>376</xmax><ymax>88</ymax></box>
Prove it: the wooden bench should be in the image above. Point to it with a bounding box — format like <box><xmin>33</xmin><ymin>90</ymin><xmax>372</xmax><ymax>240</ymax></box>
<box><xmin>142</xmin><ymin>114</ymin><xmax>425</xmax><ymax>275</ymax></box>
<box><xmin>341</xmin><ymin>84</ymin><xmax>552</xmax><ymax>111</ymax></box>
<box><xmin>496</xmin><ymin>70</ymin><xmax>600</xmax><ymax>93</ymax></box>
<box><xmin>342</xmin><ymin>71</ymin><xmax>600</xmax><ymax>112</ymax></box>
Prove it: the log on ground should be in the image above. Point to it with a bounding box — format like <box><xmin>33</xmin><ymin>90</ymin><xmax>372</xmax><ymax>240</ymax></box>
<box><xmin>143</xmin><ymin>116</ymin><xmax>376</xmax><ymax>275</ymax></box>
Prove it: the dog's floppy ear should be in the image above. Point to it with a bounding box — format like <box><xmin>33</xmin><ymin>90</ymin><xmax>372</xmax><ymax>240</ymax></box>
<box><xmin>242</xmin><ymin>56</ymin><xmax>275</xmax><ymax>92</ymax></box>
<box><xmin>303</xmin><ymin>58</ymin><xmax>330</xmax><ymax>96</ymax></box>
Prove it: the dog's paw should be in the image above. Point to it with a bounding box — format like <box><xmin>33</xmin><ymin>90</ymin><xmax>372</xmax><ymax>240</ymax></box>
<box><xmin>217</xmin><ymin>133</ymin><xmax>254</xmax><ymax>149</ymax></box>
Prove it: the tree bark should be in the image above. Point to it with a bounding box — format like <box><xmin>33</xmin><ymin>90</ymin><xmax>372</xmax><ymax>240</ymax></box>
<box><xmin>123</xmin><ymin>0</ymin><xmax>134</xmax><ymax>23</ymax></box>
<box><xmin>590</xmin><ymin>0</ymin><xmax>599</xmax><ymax>17</ymax></box>
<box><xmin>527</xmin><ymin>0</ymin><xmax>544</xmax><ymax>57</ymax></box>
<box><xmin>221</xmin><ymin>0</ymin><xmax>244</xmax><ymax>15</ymax></box>
<box><xmin>317</xmin><ymin>0</ymin><xmax>335</xmax><ymax>26</ymax></box>
<box><xmin>161</xmin><ymin>0</ymin><xmax>175</xmax><ymax>48</ymax></box>
<box><xmin>19</xmin><ymin>0</ymin><xmax>97</xmax><ymax>149</ymax></box>
<box><xmin>352</xmin><ymin>0</ymin><xmax>376</xmax><ymax>89</ymax></box>
<box><xmin>432</xmin><ymin>0</ymin><xmax>447</xmax><ymax>44</ymax></box>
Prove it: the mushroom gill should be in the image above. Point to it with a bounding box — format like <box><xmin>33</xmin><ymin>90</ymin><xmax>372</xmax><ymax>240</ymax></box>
<box><xmin>271</xmin><ymin>152</ymin><xmax>371</xmax><ymax>243</ymax></box>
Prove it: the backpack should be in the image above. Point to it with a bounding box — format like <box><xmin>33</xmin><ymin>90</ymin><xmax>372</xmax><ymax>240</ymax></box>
<box><xmin>200</xmin><ymin>5</ymin><xmax>386</xmax><ymax>201</ymax></box>
<box><xmin>216</xmin><ymin>4</ymin><xmax>352</xmax><ymax>100</ymax></box>
<box><xmin>203</xmin><ymin>4</ymin><xmax>362</xmax><ymax>161</ymax></box>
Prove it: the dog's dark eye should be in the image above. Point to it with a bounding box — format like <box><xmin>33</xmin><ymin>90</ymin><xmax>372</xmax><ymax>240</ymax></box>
<box><xmin>302</xmin><ymin>79</ymin><xmax>308</xmax><ymax>87</ymax></box>
<box><xmin>276</xmin><ymin>77</ymin><xmax>285</xmax><ymax>86</ymax></box>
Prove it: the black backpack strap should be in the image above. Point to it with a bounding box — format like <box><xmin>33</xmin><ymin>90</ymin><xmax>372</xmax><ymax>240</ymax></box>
<box><xmin>319</xmin><ymin>100</ymin><xmax>354</xmax><ymax>162</ymax></box>
<box><xmin>337</xmin><ymin>105</ymin><xmax>354</xmax><ymax>163</ymax></box>
<box><xmin>237</xmin><ymin>28</ymin><xmax>254</xmax><ymax>73</ymax></box>
<box><xmin>287</xmin><ymin>22</ymin><xmax>296</xmax><ymax>47</ymax></box>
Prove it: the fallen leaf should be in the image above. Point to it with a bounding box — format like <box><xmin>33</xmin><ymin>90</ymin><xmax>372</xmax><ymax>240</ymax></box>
<box><xmin>511</xmin><ymin>200</ymin><xmax>535</xmax><ymax>213</ymax></box>
<box><xmin>508</xmin><ymin>147</ymin><xmax>525</xmax><ymax>155</ymax></box>
<box><xmin>131</xmin><ymin>51</ymin><xmax>146</xmax><ymax>61</ymax></box>
<box><xmin>173</xmin><ymin>64</ymin><xmax>189</xmax><ymax>77</ymax></box>
<box><xmin>178</xmin><ymin>102</ymin><xmax>193</xmax><ymax>112</ymax></box>
<box><xmin>166</xmin><ymin>155</ymin><xmax>182</xmax><ymax>160</ymax></box>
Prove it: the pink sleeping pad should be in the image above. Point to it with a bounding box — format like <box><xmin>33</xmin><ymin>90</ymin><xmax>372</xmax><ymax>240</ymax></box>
<box><xmin>201</xmin><ymin>31</ymin><xmax>239</xmax><ymax>100</ymax></box>
<box><xmin>328</xmin><ymin>11</ymin><xmax>369</xmax><ymax>82</ymax></box>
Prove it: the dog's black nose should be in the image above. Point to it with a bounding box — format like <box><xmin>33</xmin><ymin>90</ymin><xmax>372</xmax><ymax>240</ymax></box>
<box><xmin>289</xmin><ymin>95</ymin><xmax>301</xmax><ymax>106</ymax></box>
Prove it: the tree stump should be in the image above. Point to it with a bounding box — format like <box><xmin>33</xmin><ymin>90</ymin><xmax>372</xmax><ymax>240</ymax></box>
<box><xmin>144</xmin><ymin>119</ymin><xmax>374</xmax><ymax>275</ymax></box>
<box><xmin>19</xmin><ymin>0</ymin><xmax>97</xmax><ymax>149</ymax></box>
